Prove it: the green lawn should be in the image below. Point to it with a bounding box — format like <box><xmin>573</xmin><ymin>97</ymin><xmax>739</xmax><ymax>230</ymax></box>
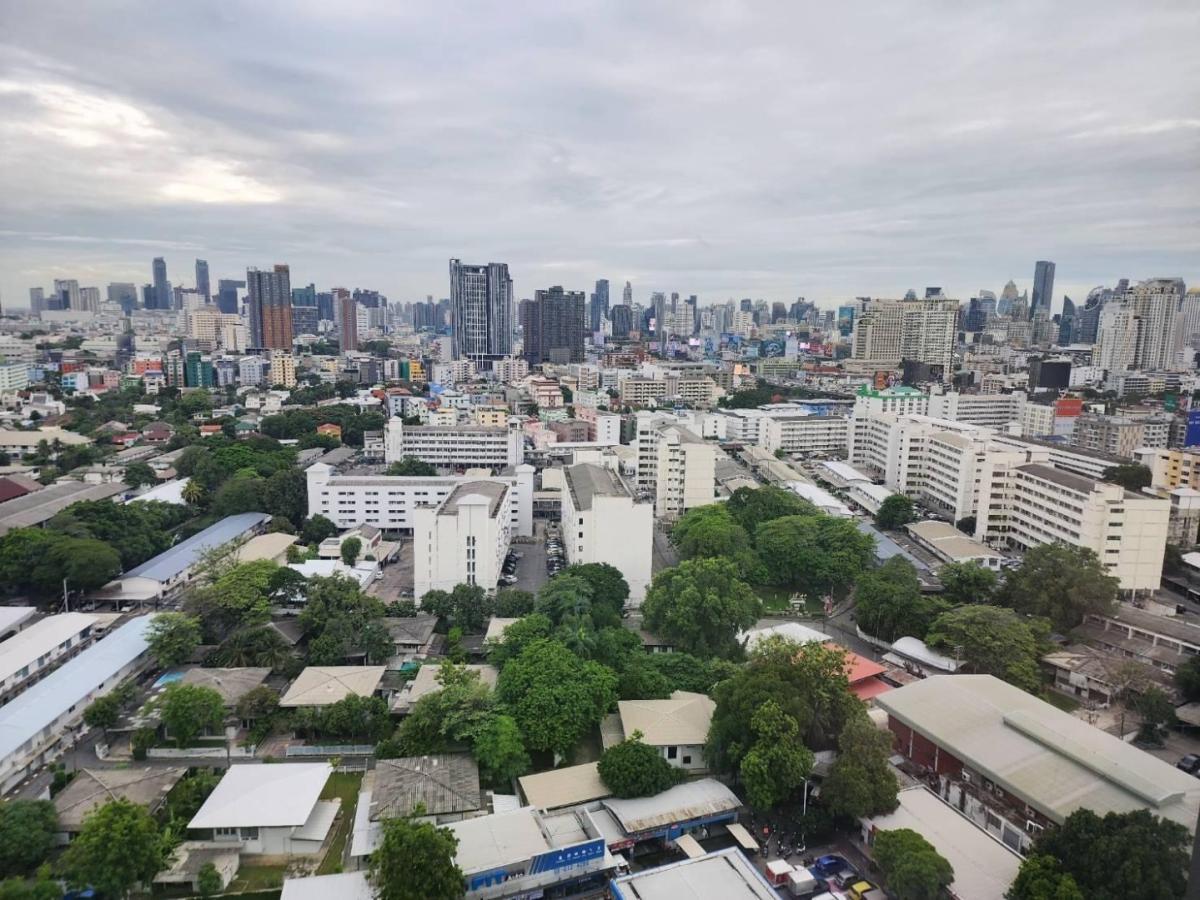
<box><xmin>755</xmin><ymin>585</ymin><xmax>825</xmax><ymax>615</ymax></box>
<box><xmin>229</xmin><ymin>864</ymin><xmax>287</xmax><ymax>892</ymax></box>
<box><xmin>1043</xmin><ymin>690</ymin><xmax>1082</xmax><ymax>713</ymax></box>
<box><xmin>317</xmin><ymin>772</ymin><xmax>363</xmax><ymax>875</ymax></box>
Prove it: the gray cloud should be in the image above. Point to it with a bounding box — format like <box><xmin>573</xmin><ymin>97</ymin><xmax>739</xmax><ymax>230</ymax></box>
<box><xmin>1</xmin><ymin>0</ymin><xmax>1197</xmax><ymax>310</ymax></box>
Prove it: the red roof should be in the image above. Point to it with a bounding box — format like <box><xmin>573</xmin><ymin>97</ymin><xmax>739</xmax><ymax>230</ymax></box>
<box><xmin>850</xmin><ymin>678</ymin><xmax>894</xmax><ymax>701</ymax></box>
<box><xmin>0</xmin><ymin>477</ymin><xmax>36</xmax><ymax>505</ymax></box>
<box><xmin>826</xmin><ymin>643</ymin><xmax>886</xmax><ymax>684</ymax></box>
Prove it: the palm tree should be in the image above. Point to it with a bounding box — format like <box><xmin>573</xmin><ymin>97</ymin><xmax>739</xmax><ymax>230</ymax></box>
<box><xmin>181</xmin><ymin>479</ymin><xmax>206</xmax><ymax>507</ymax></box>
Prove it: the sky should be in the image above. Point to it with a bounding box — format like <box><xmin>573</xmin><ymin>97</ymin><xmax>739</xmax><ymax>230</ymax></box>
<box><xmin>1</xmin><ymin>0</ymin><xmax>1198</xmax><ymax>312</ymax></box>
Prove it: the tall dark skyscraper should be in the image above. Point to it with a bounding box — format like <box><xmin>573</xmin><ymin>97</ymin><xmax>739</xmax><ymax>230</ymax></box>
<box><xmin>335</xmin><ymin>288</ymin><xmax>359</xmax><ymax>351</ymax></box>
<box><xmin>589</xmin><ymin>279</ymin><xmax>610</xmax><ymax>332</ymax></box>
<box><xmin>246</xmin><ymin>265</ymin><xmax>293</xmax><ymax>350</ymax></box>
<box><xmin>610</xmin><ymin>304</ymin><xmax>632</xmax><ymax>339</ymax></box>
<box><xmin>450</xmin><ymin>259</ymin><xmax>513</xmax><ymax>363</ymax></box>
<box><xmin>152</xmin><ymin>257</ymin><xmax>171</xmax><ymax>310</ymax></box>
<box><xmin>520</xmin><ymin>286</ymin><xmax>586</xmax><ymax>364</ymax></box>
<box><xmin>216</xmin><ymin>278</ymin><xmax>244</xmax><ymax>314</ymax></box>
<box><xmin>195</xmin><ymin>259</ymin><xmax>210</xmax><ymax>300</ymax></box>
<box><xmin>1031</xmin><ymin>260</ymin><xmax>1056</xmax><ymax>319</ymax></box>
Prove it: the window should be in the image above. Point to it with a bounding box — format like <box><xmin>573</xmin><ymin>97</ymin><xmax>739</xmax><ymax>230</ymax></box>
<box><xmin>667</xmin><ymin>746</ymin><xmax>678</xmax><ymax>760</ymax></box>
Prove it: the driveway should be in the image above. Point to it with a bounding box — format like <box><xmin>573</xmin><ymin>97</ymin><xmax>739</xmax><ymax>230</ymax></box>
<box><xmin>368</xmin><ymin>540</ymin><xmax>413</xmax><ymax>602</ymax></box>
<box><xmin>513</xmin><ymin>523</ymin><xmax>550</xmax><ymax>594</ymax></box>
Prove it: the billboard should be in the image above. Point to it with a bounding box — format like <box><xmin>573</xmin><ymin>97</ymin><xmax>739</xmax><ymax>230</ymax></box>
<box><xmin>1187</xmin><ymin>410</ymin><xmax>1200</xmax><ymax>448</ymax></box>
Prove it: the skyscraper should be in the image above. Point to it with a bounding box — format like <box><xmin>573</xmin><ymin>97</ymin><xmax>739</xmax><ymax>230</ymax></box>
<box><xmin>622</xmin><ymin>281</ymin><xmax>632</xmax><ymax>306</ymax></box>
<box><xmin>78</xmin><ymin>287</ymin><xmax>101</xmax><ymax>313</ymax></box>
<box><xmin>1031</xmin><ymin>260</ymin><xmax>1055</xmax><ymax>319</ymax></box>
<box><xmin>335</xmin><ymin>288</ymin><xmax>359</xmax><ymax>351</ymax></box>
<box><xmin>1057</xmin><ymin>295</ymin><xmax>1077</xmax><ymax>344</ymax></box>
<box><xmin>449</xmin><ymin>259</ymin><xmax>513</xmax><ymax>364</ymax></box>
<box><xmin>610</xmin><ymin>304</ymin><xmax>633</xmax><ymax>339</ymax></box>
<box><xmin>850</xmin><ymin>296</ymin><xmax>958</xmax><ymax>379</ymax></box>
<box><xmin>28</xmin><ymin>287</ymin><xmax>45</xmax><ymax>316</ymax></box>
<box><xmin>246</xmin><ymin>265</ymin><xmax>293</xmax><ymax>350</ymax></box>
<box><xmin>195</xmin><ymin>259</ymin><xmax>211</xmax><ymax>300</ymax></box>
<box><xmin>520</xmin><ymin>286</ymin><xmax>586</xmax><ymax>365</ymax></box>
<box><xmin>152</xmin><ymin>257</ymin><xmax>171</xmax><ymax>310</ymax></box>
<box><xmin>53</xmin><ymin>279</ymin><xmax>80</xmax><ymax>310</ymax></box>
<box><xmin>107</xmin><ymin>282</ymin><xmax>138</xmax><ymax>312</ymax></box>
<box><xmin>216</xmin><ymin>279</ymin><xmax>244</xmax><ymax>315</ymax></box>
<box><xmin>589</xmin><ymin>279</ymin><xmax>610</xmax><ymax>332</ymax></box>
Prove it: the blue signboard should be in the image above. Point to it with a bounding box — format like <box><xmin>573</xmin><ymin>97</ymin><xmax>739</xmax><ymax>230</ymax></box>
<box><xmin>1186</xmin><ymin>410</ymin><xmax>1200</xmax><ymax>447</ymax></box>
<box><xmin>529</xmin><ymin>838</ymin><xmax>605</xmax><ymax>874</ymax></box>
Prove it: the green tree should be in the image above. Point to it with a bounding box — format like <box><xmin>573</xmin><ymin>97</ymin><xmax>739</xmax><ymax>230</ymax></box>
<box><xmin>1132</xmin><ymin>685</ymin><xmax>1176</xmax><ymax>742</ymax></box>
<box><xmin>875</xmin><ymin>494</ymin><xmax>916</xmax><ymax>530</ymax></box>
<box><xmin>181</xmin><ymin>478</ymin><xmax>207</xmax><ymax>507</ymax></box>
<box><xmin>1030</xmin><ymin>808</ymin><xmax>1188</xmax><ymax>900</ymax></box>
<box><xmin>926</xmin><ymin>605</ymin><xmax>1046</xmax><ymax>693</ymax></box>
<box><xmin>821</xmin><ymin>713</ymin><xmax>899</xmax><ymax>819</ymax></box>
<box><xmin>853</xmin><ymin>557</ymin><xmax>948</xmax><ymax>641</ymax></box>
<box><xmin>536</xmin><ymin>574</ymin><xmax>596</xmax><ymax>626</ymax></box>
<box><xmin>707</xmin><ymin>638</ymin><xmax>858</xmax><ymax>772</ymax></box>
<box><xmin>186</xmin><ymin>559</ymin><xmax>279</xmax><ymax>635</ymax></box>
<box><xmin>235</xmin><ymin>685</ymin><xmax>280</xmax><ymax>722</ymax></box>
<box><xmin>641</xmin><ymin>558</ymin><xmax>761</xmax><ymax>659</ymax></box>
<box><xmin>145</xmin><ymin>612</ymin><xmax>202</xmax><ymax>668</ymax></box>
<box><xmin>938</xmin><ymin>560</ymin><xmax>998</xmax><ymax>605</ymax></box>
<box><xmin>725</xmin><ymin>485</ymin><xmax>814</xmax><ymax>533</ymax></box>
<box><xmin>123</xmin><ymin>461</ymin><xmax>158</xmax><ymax>488</ymax></box>
<box><xmin>340</xmin><ymin>536</ymin><xmax>362</xmax><ymax>566</ymax></box>
<box><xmin>755</xmin><ymin>514</ymin><xmax>875</xmax><ymax>598</ymax></box>
<box><xmin>496</xmin><ymin>639</ymin><xmax>618</xmax><ymax>759</ymax></box>
<box><xmin>300</xmin><ymin>514</ymin><xmax>338</xmax><ymax>546</ymax></box>
<box><xmin>370</xmin><ymin>815</ymin><xmax>464</xmax><ymax>900</ymax></box>
<box><xmin>215</xmin><ymin>626</ymin><xmax>294</xmax><ymax>668</ymax></box>
<box><xmin>561</xmin><ymin>563</ymin><xmax>630</xmax><ymax>623</ymax></box>
<box><xmin>598</xmin><ymin>731</ymin><xmax>686</xmax><ymax>798</ymax></box>
<box><xmin>1174</xmin><ymin>654</ymin><xmax>1200</xmax><ymax>701</ymax></box>
<box><xmin>157</xmin><ymin>683</ymin><xmax>225</xmax><ymax>747</ymax></box>
<box><xmin>1006</xmin><ymin>855</ymin><xmax>1084</xmax><ymax>900</ymax></box>
<box><xmin>473</xmin><ymin>714</ymin><xmax>530</xmax><ymax>786</ymax></box>
<box><xmin>196</xmin><ymin>861</ymin><xmax>223</xmax><ymax>898</ymax></box>
<box><xmin>1101</xmin><ymin>463</ymin><xmax>1152</xmax><ymax>492</ymax></box>
<box><xmin>0</xmin><ymin>801</ymin><xmax>57</xmax><ymax>877</ymax></box>
<box><xmin>210</xmin><ymin>475</ymin><xmax>264</xmax><ymax>517</ymax></box>
<box><xmin>644</xmin><ymin>652</ymin><xmax>739</xmax><ymax>695</ymax></box>
<box><xmin>493</xmin><ymin>588</ymin><xmax>535</xmax><ymax>617</ymax></box>
<box><xmin>319</xmin><ymin>695</ymin><xmax>393</xmax><ymax>742</ymax></box>
<box><xmin>486</xmin><ymin>613</ymin><xmax>553</xmax><ymax>669</ymax></box>
<box><xmin>62</xmin><ymin>799</ymin><xmax>164</xmax><ymax>899</ymax></box>
<box><xmin>670</xmin><ymin>505</ymin><xmax>758</xmax><ymax>574</ymax></box>
<box><xmin>392</xmin><ymin>664</ymin><xmax>498</xmax><ymax>755</ymax></box>
<box><xmin>261</xmin><ymin>467</ymin><xmax>308</xmax><ymax>528</ymax></box>
<box><xmin>0</xmin><ymin>866</ymin><xmax>61</xmax><ymax>900</ymax></box>
<box><xmin>873</xmin><ymin>828</ymin><xmax>954</xmax><ymax>900</ymax></box>
<box><xmin>739</xmin><ymin>700</ymin><xmax>813</xmax><ymax>810</ymax></box>
<box><xmin>83</xmin><ymin>693</ymin><xmax>122</xmax><ymax>738</ymax></box>
<box><xmin>996</xmin><ymin>543</ymin><xmax>1118</xmax><ymax>630</ymax></box>
<box><xmin>386</xmin><ymin>457</ymin><xmax>438</xmax><ymax>476</ymax></box>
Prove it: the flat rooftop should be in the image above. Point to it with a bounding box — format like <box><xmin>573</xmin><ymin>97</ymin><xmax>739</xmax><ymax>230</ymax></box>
<box><xmin>440</xmin><ymin>481</ymin><xmax>507</xmax><ymax>517</ymax></box>
<box><xmin>609</xmin><ymin>847</ymin><xmax>777</xmax><ymax>900</ymax></box>
<box><xmin>565</xmin><ymin>462</ymin><xmax>630</xmax><ymax>510</ymax></box>
<box><xmin>0</xmin><ymin>480</ymin><xmax>128</xmax><ymax>535</ymax></box>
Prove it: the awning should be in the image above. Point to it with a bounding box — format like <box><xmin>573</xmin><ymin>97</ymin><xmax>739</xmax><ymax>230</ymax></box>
<box><xmin>726</xmin><ymin>822</ymin><xmax>759</xmax><ymax>853</ymax></box>
<box><xmin>674</xmin><ymin>833</ymin><xmax>705</xmax><ymax>859</ymax></box>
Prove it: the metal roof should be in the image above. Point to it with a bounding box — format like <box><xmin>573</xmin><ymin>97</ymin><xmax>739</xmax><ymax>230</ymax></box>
<box><xmin>0</xmin><ymin>480</ymin><xmax>129</xmax><ymax>535</ymax></box>
<box><xmin>0</xmin><ymin>613</ymin><xmax>96</xmax><ymax>684</ymax></box>
<box><xmin>369</xmin><ymin>754</ymin><xmax>481</xmax><ymax>821</ymax></box>
<box><xmin>603</xmin><ymin>778</ymin><xmax>740</xmax><ymax>834</ymax></box>
<box><xmin>609</xmin><ymin>847</ymin><xmax>778</xmax><ymax>900</ymax></box>
<box><xmin>189</xmin><ymin>762</ymin><xmax>331</xmax><ymax>829</ymax></box>
<box><xmin>120</xmin><ymin>512</ymin><xmax>269</xmax><ymax>582</ymax></box>
<box><xmin>0</xmin><ymin>615</ymin><xmax>154</xmax><ymax>766</ymax></box>
<box><xmin>876</xmin><ymin>675</ymin><xmax>1200</xmax><ymax>830</ymax></box>
<box><xmin>617</xmin><ymin>691</ymin><xmax>715</xmax><ymax>747</ymax></box>
<box><xmin>519</xmin><ymin>762</ymin><xmax>610</xmax><ymax>811</ymax></box>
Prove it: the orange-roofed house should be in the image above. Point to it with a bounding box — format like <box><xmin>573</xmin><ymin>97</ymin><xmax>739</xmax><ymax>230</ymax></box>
<box><xmin>828</xmin><ymin>643</ymin><xmax>893</xmax><ymax>703</ymax></box>
<box><xmin>316</xmin><ymin>423</ymin><xmax>343</xmax><ymax>439</ymax></box>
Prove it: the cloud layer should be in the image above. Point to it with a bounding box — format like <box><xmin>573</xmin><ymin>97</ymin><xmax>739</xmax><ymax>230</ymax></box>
<box><xmin>1</xmin><ymin>0</ymin><xmax>1197</xmax><ymax>310</ymax></box>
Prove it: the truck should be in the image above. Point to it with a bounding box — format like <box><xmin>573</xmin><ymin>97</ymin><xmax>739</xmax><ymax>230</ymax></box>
<box><xmin>786</xmin><ymin>866</ymin><xmax>822</xmax><ymax>898</ymax></box>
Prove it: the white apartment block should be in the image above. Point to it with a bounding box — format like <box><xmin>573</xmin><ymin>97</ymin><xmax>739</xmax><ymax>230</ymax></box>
<box><xmin>619</xmin><ymin>375</ymin><xmax>723</xmax><ymax>409</ymax></box>
<box><xmin>1019</xmin><ymin>403</ymin><xmax>1057</xmax><ymax>438</ymax></box>
<box><xmin>975</xmin><ymin>462</ymin><xmax>1169</xmax><ymax>593</ymax></box>
<box><xmin>306</xmin><ymin>462</ymin><xmax>534</xmax><ymax>537</ymax></box>
<box><xmin>852</xmin><ymin>385</ymin><xmax>930</xmax><ymax>418</ymax></box>
<box><xmin>927</xmin><ymin>390</ymin><xmax>1026</xmax><ymax>429</ymax></box>
<box><xmin>634</xmin><ymin>413</ymin><xmax>719</xmax><ymax>520</ymax></box>
<box><xmin>850</xmin><ymin>298</ymin><xmax>958</xmax><ymax>377</ymax></box>
<box><xmin>0</xmin><ymin>613</ymin><xmax>97</xmax><ymax>704</ymax></box>
<box><xmin>760</xmin><ymin>415</ymin><xmax>849</xmax><ymax>455</ymax></box>
<box><xmin>413</xmin><ymin>481</ymin><xmax>512</xmax><ymax>600</ymax></box>
<box><xmin>268</xmin><ymin>352</ymin><xmax>296</xmax><ymax>388</ymax></box>
<box><xmin>384</xmin><ymin>418</ymin><xmax>525</xmax><ymax>471</ymax></box>
<box><xmin>561</xmin><ymin>463</ymin><xmax>654</xmax><ymax>602</ymax></box>
<box><xmin>0</xmin><ymin>363</ymin><xmax>30</xmax><ymax>393</ymax></box>
<box><xmin>490</xmin><ymin>356</ymin><xmax>529</xmax><ymax>383</ymax></box>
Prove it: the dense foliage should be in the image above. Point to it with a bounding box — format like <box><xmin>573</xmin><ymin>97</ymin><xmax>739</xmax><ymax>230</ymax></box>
<box><xmin>641</xmin><ymin>558</ymin><xmax>761</xmax><ymax>659</ymax></box>
<box><xmin>598</xmin><ymin>731</ymin><xmax>686</xmax><ymax>798</ymax></box>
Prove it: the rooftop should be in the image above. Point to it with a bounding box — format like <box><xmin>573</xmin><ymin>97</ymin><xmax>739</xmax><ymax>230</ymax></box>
<box><xmin>280</xmin><ymin>872</ymin><xmax>372</xmax><ymax>900</ymax></box>
<box><xmin>876</xmin><ymin>674</ymin><xmax>1200</xmax><ymax>830</ymax></box>
<box><xmin>54</xmin><ymin>766</ymin><xmax>186</xmax><ymax>831</ymax></box>
<box><xmin>1088</xmin><ymin>605</ymin><xmax>1200</xmax><ymax>649</ymax></box>
<box><xmin>119</xmin><ymin>512</ymin><xmax>270</xmax><ymax>583</ymax></box>
<box><xmin>440</xmin><ymin>481</ymin><xmax>507</xmax><ymax>518</ymax></box>
<box><xmin>382</xmin><ymin>614</ymin><xmax>438</xmax><ymax>646</ymax></box>
<box><xmin>447</xmin><ymin>807</ymin><xmax>551</xmax><ymax>875</ymax></box>
<box><xmin>0</xmin><ymin>613</ymin><xmax>96</xmax><ymax>684</ymax></box>
<box><xmin>279</xmin><ymin>666</ymin><xmax>385</xmax><ymax>707</ymax></box>
<box><xmin>564</xmin><ymin>462</ymin><xmax>631</xmax><ymax>511</ymax></box>
<box><xmin>0</xmin><ymin>606</ymin><xmax>36</xmax><ymax>636</ymax></box>
<box><xmin>0</xmin><ymin>480</ymin><xmax>129</xmax><ymax>535</ymax></box>
<box><xmin>405</xmin><ymin>663</ymin><xmax>498</xmax><ymax>706</ymax></box>
<box><xmin>1016</xmin><ymin>462</ymin><xmax>1098</xmax><ymax>494</ymax></box>
<box><xmin>518</xmin><ymin>762</ymin><xmax>610</xmax><ymax>811</ymax></box>
<box><xmin>0</xmin><ymin>615</ymin><xmax>155</xmax><ymax>767</ymax></box>
<box><xmin>369</xmin><ymin>754</ymin><xmax>481</xmax><ymax>821</ymax></box>
<box><xmin>189</xmin><ymin>762</ymin><xmax>331</xmax><ymax>829</ymax></box>
<box><xmin>603</xmin><ymin>778</ymin><xmax>740</xmax><ymax>835</ymax></box>
<box><xmin>484</xmin><ymin>617</ymin><xmax>521</xmax><ymax>642</ymax></box>
<box><xmin>231</xmin><ymin>532</ymin><xmax>298</xmax><ymax>563</ymax></box>
<box><xmin>617</xmin><ymin>691</ymin><xmax>715</xmax><ymax>747</ymax></box>
<box><xmin>179</xmin><ymin>667</ymin><xmax>272</xmax><ymax>706</ymax></box>
<box><xmin>609</xmin><ymin>847</ymin><xmax>778</xmax><ymax>900</ymax></box>
<box><xmin>864</xmin><ymin>787</ymin><xmax>1021</xmax><ymax>900</ymax></box>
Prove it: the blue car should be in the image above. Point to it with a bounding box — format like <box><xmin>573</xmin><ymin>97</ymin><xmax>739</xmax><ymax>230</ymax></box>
<box><xmin>812</xmin><ymin>854</ymin><xmax>854</xmax><ymax>881</ymax></box>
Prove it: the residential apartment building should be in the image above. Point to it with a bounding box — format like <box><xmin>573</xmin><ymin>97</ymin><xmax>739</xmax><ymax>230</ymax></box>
<box><xmin>383</xmin><ymin>418</ymin><xmax>525</xmax><ymax>471</ymax></box>
<box><xmin>450</xmin><ymin>259</ymin><xmax>513</xmax><ymax>365</ymax></box>
<box><xmin>850</xmin><ymin>297</ymin><xmax>958</xmax><ymax>378</ymax></box>
<box><xmin>926</xmin><ymin>390</ymin><xmax>1026</xmax><ymax>429</ymax></box>
<box><xmin>634</xmin><ymin>414</ymin><xmax>719</xmax><ymax>520</ymax></box>
<box><xmin>413</xmin><ymin>482</ymin><xmax>512</xmax><ymax>599</ymax></box>
<box><xmin>760</xmin><ymin>415</ymin><xmax>849</xmax><ymax>455</ymax></box>
<box><xmin>268</xmin><ymin>352</ymin><xmax>296</xmax><ymax>388</ymax></box>
<box><xmin>246</xmin><ymin>264</ymin><xmax>293</xmax><ymax>351</ymax></box>
<box><xmin>0</xmin><ymin>613</ymin><xmax>99</xmax><ymax>705</ymax></box>
<box><xmin>560</xmin><ymin>463</ymin><xmax>653</xmax><ymax>602</ymax></box>
<box><xmin>1136</xmin><ymin>447</ymin><xmax>1200</xmax><ymax>491</ymax></box>
<box><xmin>1072</xmin><ymin>413</ymin><xmax>1170</xmax><ymax>459</ymax></box>
<box><xmin>974</xmin><ymin>462</ymin><xmax>1168</xmax><ymax>593</ymax></box>
<box><xmin>520</xmin><ymin>286</ymin><xmax>586</xmax><ymax>364</ymax></box>
<box><xmin>306</xmin><ymin>462</ymin><xmax>534</xmax><ymax>536</ymax></box>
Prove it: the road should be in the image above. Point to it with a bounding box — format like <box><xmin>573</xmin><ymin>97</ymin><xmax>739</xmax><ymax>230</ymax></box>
<box><xmin>368</xmin><ymin>540</ymin><xmax>413</xmax><ymax>602</ymax></box>
<box><xmin>513</xmin><ymin>521</ymin><xmax>550</xmax><ymax>594</ymax></box>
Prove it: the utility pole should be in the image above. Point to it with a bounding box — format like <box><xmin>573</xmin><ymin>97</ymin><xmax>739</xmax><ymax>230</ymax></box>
<box><xmin>61</xmin><ymin>578</ymin><xmax>70</xmax><ymax>614</ymax></box>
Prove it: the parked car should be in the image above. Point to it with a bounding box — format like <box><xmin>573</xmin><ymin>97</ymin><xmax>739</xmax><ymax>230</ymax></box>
<box><xmin>1177</xmin><ymin>754</ymin><xmax>1200</xmax><ymax>774</ymax></box>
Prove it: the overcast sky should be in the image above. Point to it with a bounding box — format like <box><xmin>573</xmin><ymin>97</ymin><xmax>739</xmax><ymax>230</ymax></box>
<box><xmin>1</xmin><ymin>0</ymin><xmax>1197</xmax><ymax>312</ymax></box>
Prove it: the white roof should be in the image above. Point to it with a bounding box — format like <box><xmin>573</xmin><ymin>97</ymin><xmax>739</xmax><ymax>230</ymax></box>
<box><xmin>484</xmin><ymin>617</ymin><xmax>521</xmax><ymax>642</ymax></box>
<box><xmin>288</xmin><ymin>559</ymin><xmax>378</xmax><ymax>587</ymax></box>
<box><xmin>864</xmin><ymin>787</ymin><xmax>1020</xmax><ymax>900</ymax></box>
<box><xmin>0</xmin><ymin>607</ymin><xmax>37</xmax><ymax>635</ymax></box>
<box><xmin>280</xmin><ymin>666</ymin><xmax>385</xmax><ymax>707</ymax></box>
<box><xmin>447</xmin><ymin>807</ymin><xmax>550</xmax><ymax>875</ymax></box>
<box><xmin>519</xmin><ymin>762</ymin><xmax>610</xmax><ymax>810</ymax></box>
<box><xmin>280</xmin><ymin>872</ymin><xmax>372</xmax><ymax>900</ymax></box>
<box><xmin>784</xmin><ymin>481</ymin><xmax>853</xmax><ymax>517</ymax></box>
<box><xmin>406</xmin><ymin>664</ymin><xmax>497</xmax><ymax>705</ymax></box>
<box><xmin>189</xmin><ymin>763</ymin><xmax>331</xmax><ymax>829</ymax></box>
<box><xmin>742</xmin><ymin>621</ymin><xmax>828</xmax><ymax>652</ymax></box>
<box><xmin>0</xmin><ymin>613</ymin><xmax>96</xmax><ymax>684</ymax></box>
<box><xmin>818</xmin><ymin>459</ymin><xmax>871</xmax><ymax>482</ymax></box>
<box><xmin>609</xmin><ymin>846</ymin><xmax>778</xmax><ymax>899</ymax></box>
<box><xmin>603</xmin><ymin>779</ymin><xmax>740</xmax><ymax>834</ymax></box>
<box><xmin>617</xmin><ymin>691</ymin><xmax>715</xmax><ymax>746</ymax></box>
<box><xmin>889</xmin><ymin>636</ymin><xmax>962</xmax><ymax>672</ymax></box>
<box><xmin>128</xmin><ymin>478</ymin><xmax>189</xmax><ymax>506</ymax></box>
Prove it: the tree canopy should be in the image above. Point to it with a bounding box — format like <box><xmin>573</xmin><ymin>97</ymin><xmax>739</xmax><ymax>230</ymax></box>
<box><xmin>369</xmin><ymin>815</ymin><xmax>464</xmax><ymax>900</ymax></box>
<box><xmin>598</xmin><ymin>731</ymin><xmax>686</xmax><ymax>798</ymax></box>
<box><xmin>1101</xmin><ymin>463</ymin><xmax>1152</xmax><ymax>492</ymax></box>
<box><xmin>670</xmin><ymin>505</ymin><xmax>758</xmax><ymax>575</ymax></box>
<box><xmin>156</xmin><ymin>683</ymin><xmax>225</xmax><ymax>747</ymax></box>
<box><xmin>739</xmin><ymin>700</ymin><xmax>813</xmax><ymax>810</ymax></box>
<box><xmin>387</xmin><ymin>457</ymin><xmax>439</xmax><ymax>476</ymax></box>
<box><xmin>725</xmin><ymin>484</ymin><xmax>814</xmax><ymax>533</ymax></box>
<box><xmin>996</xmin><ymin>543</ymin><xmax>1118</xmax><ymax>630</ymax></box>
<box><xmin>853</xmin><ymin>557</ymin><xmax>948</xmax><ymax>642</ymax></box>
<box><xmin>820</xmin><ymin>713</ymin><xmax>899</xmax><ymax>819</ymax></box>
<box><xmin>146</xmin><ymin>612</ymin><xmax>202</xmax><ymax>668</ymax></box>
<box><xmin>926</xmin><ymin>605</ymin><xmax>1046</xmax><ymax>693</ymax></box>
<box><xmin>0</xmin><ymin>801</ymin><xmax>57</xmax><ymax>878</ymax></box>
<box><xmin>754</xmin><ymin>513</ymin><xmax>875</xmax><ymax>598</ymax></box>
<box><xmin>496</xmin><ymin>639</ymin><xmax>618</xmax><ymax>759</ymax></box>
<box><xmin>937</xmin><ymin>560</ymin><xmax>999</xmax><ymax>605</ymax></box>
<box><xmin>62</xmin><ymin>800</ymin><xmax>164</xmax><ymax>898</ymax></box>
<box><xmin>1005</xmin><ymin>854</ymin><xmax>1084</xmax><ymax>900</ymax></box>
<box><xmin>641</xmin><ymin>558</ymin><xmax>761</xmax><ymax>659</ymax></box>
<box><xmin>873</xmin><ymin>828</ymin><xmax>954</xmax><ymax>900</ymax></box>
<box><xmin>875</xmin><ymin>494</ymin><xmax>916</xmax><ymax>531</ymax></box>
<box><xmin>422</xmin><ymin>583</ymin><xmax>493</xmax><ymax>633</ymax></box>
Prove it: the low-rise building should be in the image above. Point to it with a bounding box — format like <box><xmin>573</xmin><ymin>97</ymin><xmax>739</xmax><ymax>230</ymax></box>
<box><xmin>54</xmin><ymin>766</ymin><xmax>187</xmax><ymax>841</ymax></box>
<box><xmin>560</xmin><ymin>463</ymin><xmax>654</xmax><ymax>602</ymax></box>
<box><xmin>0</xmin><ymin>613</ymin><xmax>99</xmax><ymax>704</ymax></box>
<box><xmin>609</xmin><ymin>847</ymin><xmax>785</xmax><ymax>900</ymax></box>
<box><xmin>905</xmin><ymin>520</ymin><xmax>1005</xmax><ymax>571</ymax></box>
<box><xmin>607</xmin><ymin>691</ymin><xmax>715</xmax><ymax>772</ymax></box>
<box><xmin>384</xmin><ymin>418</ymin><xmax>525</xmax><ymax>471</ymax></box>
<box><xmin>279</xmin><ymin>666</ymin><xmax>385</xmax><ymax>708</ymax></box>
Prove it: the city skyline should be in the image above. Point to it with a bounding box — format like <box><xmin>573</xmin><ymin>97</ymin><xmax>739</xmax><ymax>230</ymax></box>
<box><xmin>1</xmin><ymin>1</ymin><xmax>1197</xmax><ymax>308</ymax></box>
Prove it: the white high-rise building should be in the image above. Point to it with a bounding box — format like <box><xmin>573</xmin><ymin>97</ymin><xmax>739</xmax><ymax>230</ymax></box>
<box><xmin>413</xmin><ymin>482</ymin><xmax>512</xmax><ymax>600</ymax></box>
<box><xmin>634</xmin><ymin>412</ymin><xmax>719</xmax><ymax>520</ymax></box>
<box><xmin>560</xmin><ymin>463</ymin><xmax>654</xmax><ymax>602</ymax></box>
<box><xmin>1094</xmin><ymin>278</ymin><xmax>1186</xmax><ymax>373</ymax></box>
<box><xmin>850</xmin><ymin>297</ymin><xmax>958</xmax><ymax>379</ymax></box>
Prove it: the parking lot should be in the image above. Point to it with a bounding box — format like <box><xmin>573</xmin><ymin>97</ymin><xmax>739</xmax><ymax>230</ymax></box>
<box><xmin>511</xmin><ymin>521</ymin><xmax>552</xmax><ymax>594</ymax></box>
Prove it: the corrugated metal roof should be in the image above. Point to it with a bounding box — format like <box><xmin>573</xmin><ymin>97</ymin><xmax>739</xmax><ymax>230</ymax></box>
<box><xmin>603</xmin><ymin>778</ymin><xmax>740</xmax><ymax>834</ymax></box>
<box><xmin>121</xmin><ymin>512</ymin><xmax>269</xmax><ymax>582</ymax></box>
<box><xmin>0</xmin><ymin>615</ymin><xmax>154</xmax><ymax>765</ymax></box>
